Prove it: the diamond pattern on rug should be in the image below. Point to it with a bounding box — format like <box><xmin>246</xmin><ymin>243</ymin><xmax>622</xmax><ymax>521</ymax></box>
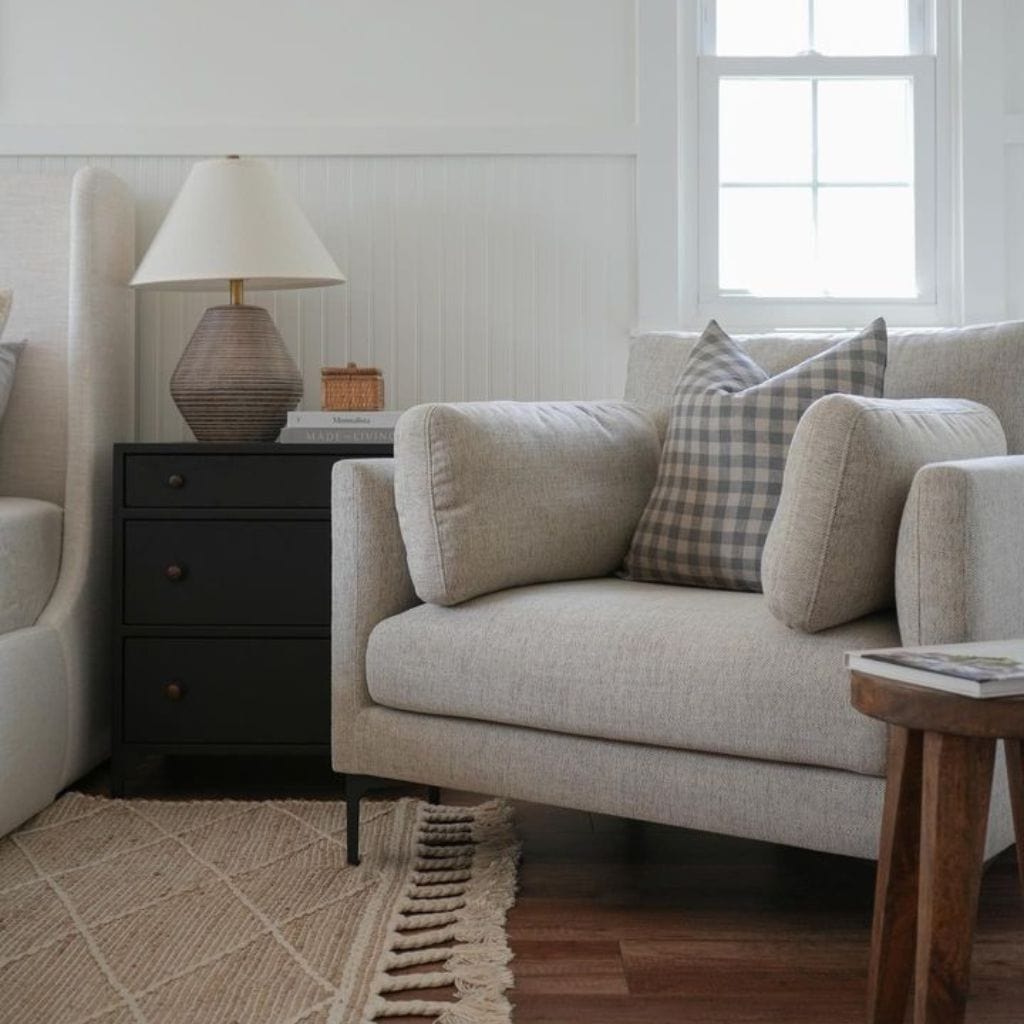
<box><xmin>0</xmin><ymin>933</ymin><xmax>123</xmax><ymax>1023</ymax></box>
<box><xmin>134</xmin><ymin>931</ymin><xmax>332</xmax><ymax>1024</ymax></box>
<box><xmin>89</xmin><ymin>881</ymin><xmax>266</xmax><ymax>992</ymax></box>
<box><xmin>15</xmin><ymin>805</ymin><xmax>164</xmax><ymax>874</ymax></box>
<box><xmin>0</xmin><ymin>841</ymin><xmax>37</xmax><ymax>889</ymax></box>
<box><xmin>57</xmin><ymin>837</ymin><xmax>217</xmax><ymax>927</ymax></box>
<box><xmin>235</xmin><ymin>838</ymin><xmax>379</xmax><ymax>923</ymax></box>
<box><xmin>177</xmin><ymin>804</ymin><xmax>324</xmax><ymax>875</ymax></box>
<box><xmin>0</xmin><ymin>793</ymin><xmax>518</xmax><ymax>1024</ymax></box>
<box><xmin>0</xmin><ymin>881</ymin><xmax>74</xmax><ymax>963</ymax></box>
<box><xmin>278</xmin><ymin>887</ymin><xmax>381</xmax><ymax>986</ymax></box>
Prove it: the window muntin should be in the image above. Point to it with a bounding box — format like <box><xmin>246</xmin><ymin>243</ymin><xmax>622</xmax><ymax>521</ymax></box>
<box><xmin>700</xmin><ymin>0</ymin><xmax>936</xmax><ymax>311</ymax></box>
<box><xmin>718</xmin><ymin>75</ymin><xmax>916</xmax><ymax>298</ymax></box>
<box><xmin>714</xmin><ymin>0</ymin><xmax>914</xmax><ymax>57</ymax></box>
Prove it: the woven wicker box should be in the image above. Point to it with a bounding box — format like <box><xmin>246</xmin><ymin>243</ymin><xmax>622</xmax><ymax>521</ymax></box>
<box><xmin>321</xmin><ymin>363</ymin><xmax>385</xmax><ymax>411</ymax></box>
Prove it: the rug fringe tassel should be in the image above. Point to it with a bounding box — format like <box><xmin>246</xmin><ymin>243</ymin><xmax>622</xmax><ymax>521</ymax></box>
<box><xmin>362</xmin><ymin>799</ymin><xmax>520</xmax><ymax>1023</ymax></box>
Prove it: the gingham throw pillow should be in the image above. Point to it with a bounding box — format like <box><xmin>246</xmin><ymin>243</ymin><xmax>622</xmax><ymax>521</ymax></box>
<box><xmin>623</xmin><ymin>318</ymin><xmax>887</xmax><ymax>591</ymax></box>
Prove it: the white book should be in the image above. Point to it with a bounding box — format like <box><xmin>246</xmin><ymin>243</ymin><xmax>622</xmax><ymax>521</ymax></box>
<box><xmin>846</xmin><ymin>639</ymin><xmax>1024</xmax><ymax>699</ymax></box>
<box><xmin>278</xmin><ymin>426</ymin><xmax>394</xmax><ymax>445</ymax></box>
<box><xmin>287</xmin><ymin>410</ymin><xmax>402</xmax><ymax>428</ymax></box>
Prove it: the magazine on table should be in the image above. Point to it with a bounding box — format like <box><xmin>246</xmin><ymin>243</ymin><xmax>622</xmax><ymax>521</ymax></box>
<box><xmin>846</xmin><ymin>640</ymin><xmax>1024</xmax><ymax>699</ymax></box>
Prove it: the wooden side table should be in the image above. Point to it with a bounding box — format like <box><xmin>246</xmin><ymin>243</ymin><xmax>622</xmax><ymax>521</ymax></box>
<box><xmin>851</xmin><ymin>671</ymin><xmax>1024</xmax><ymax>1024</ymax></box>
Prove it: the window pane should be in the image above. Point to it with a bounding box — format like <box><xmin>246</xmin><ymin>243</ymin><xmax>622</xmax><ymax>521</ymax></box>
<box><xmin>813</xmin><ymin>0</ymin><xmax>910</xmax><ymax>55</ymax></box>
<box><xmin>715</xmin><ymin>0</ymin><xmax>809</xmax><ymax>55</ymax></box>
<box><xmin>720</xmin><ymin>187</ymin><xmax>816</xmax><ymax>295</ymax></box>
<box><xmin>817</xmin><ymin>79</ymin><xmax>914</xmax><ymax>183</ymax></box>
<box><xmin>817</xmin><ymin>187</ymin><xmax>916</xmax><ymax>296</ymax></box>
<box><xmin>720</xmin><ymin>80</ymin><xmax>812</xmax><ymax>183</ymax></box>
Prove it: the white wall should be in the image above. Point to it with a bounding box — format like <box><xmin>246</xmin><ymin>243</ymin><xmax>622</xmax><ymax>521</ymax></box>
<box><xmin>0</xmin><ymin>1</ymin><xmax>635</xmax><ymax>134</ymax></box>
<box><xmin>1004</xmin><ymin>0</ymin><xmax>1024</xmax><ymax>320</ymax></box>
<box><xmin>0</xmin><ymin>0</ymin><xmax>640</xmax><ymax>441</ymax></box>
<box><xmin>2</xmin><ymin>0</ymin><xmax>1015</xmax><ymax>441</ymax></box>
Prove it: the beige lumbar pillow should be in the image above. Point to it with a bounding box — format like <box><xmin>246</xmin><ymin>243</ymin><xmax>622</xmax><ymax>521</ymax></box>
<box><xmin>394</xmin><ymin>400</ymin><xmax>660</xmax><ymax>606</ymax></box>
<box><xmin>761</xmin><ymin>394</ymin><xmax>1007</xmax><ymax>633</ymax></box>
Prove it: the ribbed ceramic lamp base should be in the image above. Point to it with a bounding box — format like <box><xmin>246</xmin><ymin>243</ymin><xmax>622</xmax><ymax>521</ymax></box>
<box><xmin>170</xmin><ymin>305</ymin><xmax>303</xmax><ymax>442</ymax></box>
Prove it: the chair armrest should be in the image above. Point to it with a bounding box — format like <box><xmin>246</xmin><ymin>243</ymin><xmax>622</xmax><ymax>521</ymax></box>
<box><xmin>896</xmin><ymin>455</ymin><xmax>1024</xmax><ymax>645</ymax></box>
<box><xmin>331</xmin><ymin>459</ymin><xmax>417</xmax><ymax>750</ymax></box>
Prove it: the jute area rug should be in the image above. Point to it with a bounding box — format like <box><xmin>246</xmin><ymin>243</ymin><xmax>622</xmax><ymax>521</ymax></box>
<box><xmin>0</xmin><ymin>793</ymin><xmax>518</xmax><ymax>1024</ymax></box>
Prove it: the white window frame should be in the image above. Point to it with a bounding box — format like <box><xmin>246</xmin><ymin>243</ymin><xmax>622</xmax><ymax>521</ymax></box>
<box><xmin>691</xmin><ymin>0</ymin><xmax>953</xmax><ymax>329</ymax></box>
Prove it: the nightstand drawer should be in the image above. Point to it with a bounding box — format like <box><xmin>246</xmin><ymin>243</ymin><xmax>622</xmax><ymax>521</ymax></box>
<box><xmin>123</xmin><ymin>638</ymin><xmax>329</xmax><ymax>744</ymax></box>
<box><xmin>124</xmin><ymin>453</ymin><xmax>344</xmax><ymax>508</ymax></box>
<box><xmin>123</xmin><ymin>520</ymin><xmax>329</xmax><ymax>625</ymax></box>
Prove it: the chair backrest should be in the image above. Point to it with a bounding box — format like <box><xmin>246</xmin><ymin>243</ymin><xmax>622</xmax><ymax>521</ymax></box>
<box><xmin>625</xmin><ymin>323</ymin><xmax>1024</xmax><ymax>454</ymax></box>
<box><xmin>0</xmin><ymin>168</ymin><xmax>134</xmax><ymax>504</ymax></box>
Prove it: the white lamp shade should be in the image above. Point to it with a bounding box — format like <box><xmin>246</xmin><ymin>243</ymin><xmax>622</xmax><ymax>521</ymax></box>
<box><xmin>131</xmin><ymin>157</ymin><xmax>345</xmax><ymax>291</ymax></box>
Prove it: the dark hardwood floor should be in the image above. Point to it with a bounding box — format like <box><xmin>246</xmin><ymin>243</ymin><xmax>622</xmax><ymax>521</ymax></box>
<box><xmin>73</xmin><ymin>756</ymin><xmax>1024</xmax><ymax>1023</ymax></box>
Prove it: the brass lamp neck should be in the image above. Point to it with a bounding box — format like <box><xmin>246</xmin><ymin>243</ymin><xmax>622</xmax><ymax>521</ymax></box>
<box><xmin>229</xmin><ymin>279</ymin><xmax>244</xmax><ymax>306</ymax></box>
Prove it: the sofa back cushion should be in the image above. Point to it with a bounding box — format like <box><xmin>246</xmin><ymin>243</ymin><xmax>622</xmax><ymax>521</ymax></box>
<box><xmin>627</xmin><ymin>321</ymin><xmax>1024</xmax><ymax>453</ymax></box>
<box><xmin>762</xmin><ymin>395</ymin><xmax>1007</xmax><ymax>633</ymax></box>
<box><xmin>623</xmin><ymin>319</ymin><xmax>887</xmax><ymax>592</ymax></box>
<box><xmin>394</xmin><ymin>400</ymin><xmax>661</xmax><ymax>606</ymax></box>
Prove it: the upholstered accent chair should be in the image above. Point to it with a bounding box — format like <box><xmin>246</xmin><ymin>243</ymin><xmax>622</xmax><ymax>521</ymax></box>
<box><xmin>0</xmin><ymin>169</ymin><xmax>135</xmax><ymax>835</ymax></box>
<box><xmin>332</xmin><ymin>323</ymin><xmax>1024</xmax><ymax>863</ymax></box>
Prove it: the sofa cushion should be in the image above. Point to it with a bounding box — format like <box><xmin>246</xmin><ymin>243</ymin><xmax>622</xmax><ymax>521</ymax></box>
<box><xmin>623</xmin><ymin>318</ymin><xmax>887</xmax><ymax>591</ymax></box>
<box><xmin>627</xmin><ymin>321</ymin><xmax>1024</xmax><ymax>454</ymax></box>
<box><xmin>0</xmin><ymin>498</ymin><xmax>62</xmax><ymax>635</ymax></box>
<box><xmin>762</xmin><ymin>396</ymin><xmax>1007</xmax><ymax>633</ymax></box>
<box><xmin>366</xmin><ymin>578</ymin><xmax>899</xmax><ymax>777</ymax></box>
<box><xmin>394</xmin><ymin>401</ymin><xmax>660</xmax><ymax>606</ymax></box>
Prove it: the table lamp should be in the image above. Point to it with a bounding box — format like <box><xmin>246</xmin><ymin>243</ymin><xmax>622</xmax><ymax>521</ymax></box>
<box><xmin>131</xmin><ymin>156</ymin><xmax>345</xmax><ymax>442</ymax></box>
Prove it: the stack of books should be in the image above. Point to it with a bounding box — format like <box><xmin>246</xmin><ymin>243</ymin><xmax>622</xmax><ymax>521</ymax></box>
<box><xmin>278</xmin><ymin>410</ymin><xmax>400</xmax><ymax>445</ymax></box>
<box><xmin>846</xmin><ymin>639</ymin><xmax>1024</xmax><ymax>699</ymax></box>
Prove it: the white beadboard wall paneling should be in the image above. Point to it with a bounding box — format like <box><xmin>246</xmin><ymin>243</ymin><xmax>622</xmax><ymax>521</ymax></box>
<box><xmin>0</xmin><ymin>155</ymin><xmax>636</xmax><ymax>441</ymax></box>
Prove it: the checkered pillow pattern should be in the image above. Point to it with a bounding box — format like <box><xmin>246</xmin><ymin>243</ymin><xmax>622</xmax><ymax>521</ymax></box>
<box><xmin>624</xmin><ymin>318</ymin><xmax>888</xmax><ymax>591</ymax></box>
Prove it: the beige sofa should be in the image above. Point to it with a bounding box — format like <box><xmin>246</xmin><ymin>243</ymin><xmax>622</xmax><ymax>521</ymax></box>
<box><xmin>332</xmin><ymin>323</ymin><xmax>1024</xmax><ymax>864</ymax></box>
<box><xmin>0</xmin><ymin>169</ymin><xmax>134</xmax><ymax>835</ymax></box>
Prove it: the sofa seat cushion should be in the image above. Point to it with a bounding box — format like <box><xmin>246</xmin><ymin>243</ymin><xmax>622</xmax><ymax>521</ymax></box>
<box><xmin>0</xmin><ymin>498</ymin><xmax>62</xmax><ymax>635</ymax></box>
<box><xmin>366</xmin><ymin>577</ymin><xmax>900</xmax><ymax>778</ymax></box>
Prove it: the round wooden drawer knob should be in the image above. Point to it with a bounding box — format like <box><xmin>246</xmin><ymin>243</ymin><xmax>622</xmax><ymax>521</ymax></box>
<box><xmin>167</xmin><ymin>473</ymin><xmax>186</xmax><ymax>489</ymax></box>
<box><xmin>164</xmin><ymin>681</ymin><xmax>185</xmax><ymax>701</ymax></box>
<box><xmin>165</xmin><ymin>564</ymin><xmax>186</xmax><ymax>582</ymax></box>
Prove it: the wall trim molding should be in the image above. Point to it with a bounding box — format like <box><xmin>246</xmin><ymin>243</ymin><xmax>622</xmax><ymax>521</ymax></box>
<box><xmin>0</xmin><ymin>124</ymin><xmax>641</xmax><ymax>158</ymax></box>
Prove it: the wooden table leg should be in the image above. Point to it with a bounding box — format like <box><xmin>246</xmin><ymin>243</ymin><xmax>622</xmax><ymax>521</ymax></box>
<box><xmin>1006</xmin><ymin>738</ymin><xmax>1024</xmax><ymax>900</ymax></box>
<box><xmin>868</xmin><ymin>726</ymin><xmax>924</xmax><ymax>1024</ymax></box>
<box><xmin>914</xmin><ymin>732</ymin><xmax>996</xmax><ymax>1024</ymax></box>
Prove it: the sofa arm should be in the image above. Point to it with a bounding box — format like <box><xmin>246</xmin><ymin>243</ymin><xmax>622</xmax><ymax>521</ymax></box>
<box><xmin>331</xmin><ymin>459</ymin><xmax>417</xmax><ymax>744</ymax></box>
<box><xmin>896</xmin><ymin>455</ymin><xmax>1024</xmax><ymax>645</ymax></box>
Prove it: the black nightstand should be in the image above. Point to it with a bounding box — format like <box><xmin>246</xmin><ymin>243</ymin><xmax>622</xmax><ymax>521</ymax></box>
<box><xmin>111</xmin><ymin>442</ymin><xmax>392</xmax><ymax>795</ymax></box>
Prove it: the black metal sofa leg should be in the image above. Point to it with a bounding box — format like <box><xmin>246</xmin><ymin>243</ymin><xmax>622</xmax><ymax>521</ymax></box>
<box><xmin>345</xmin><ymin>775</ymin><xmax>374</xmax><ymax>866</ymax></box>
